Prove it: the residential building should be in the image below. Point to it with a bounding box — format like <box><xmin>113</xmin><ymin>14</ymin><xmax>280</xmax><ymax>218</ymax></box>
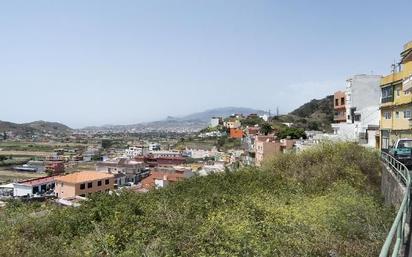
<box><xmin>125</xmin><ymin>146</ymin><xmax>149</xmax><ymax>158</ymax></box>
<box><xmin>149</xmin><ymin>150</ymin><xmax>182</xmax><ymax>158</ymax></box>
<box><xmin>229</xmin><ymin>128</ymin><xmax>244</xmax><ymax>139</ymax></box>
<box><xmin>332</xmin><ymin>74</ymin><xmax>381</xmax><ymax>148</ymax></box>
<box><xmin>114</xmin><ymin>173</ymin><xmax>127</xmax><ymax>187</ymax></box>
<box><xmin>149</xmin><ymin>143</ymin><xmax>161</xmax><ymax>151</ymax></box>
<box><xmin>183</xmin><ymin>147</ymin><xmax>219</xmax><ymax>159</ymax></box>
<box><xmin>13</xmin><ymin>176</ymin><xmax>56</xmax><ymax>197</ymax></box>
<box><xmin>334</xmin><ymin>91</ymin><xmax>346</xmax><ymax>123</ymax></box>
<box><xmin>135</xmin><ymin>155</ymin><xmax>186</xmax><ymax>167</ymax></box>
<box><xmin>254</xmin><ymin>136</ymin><xmax>295</xmax><ymax>166</ymax></box>
<box><xmin>96</xmin><ymin>158</ymin><xmax>145</xmax><ymax>184</ymax></box>
<box><xmin>46</xmin><ymin>161</ymin><xmax>65</xmax><ymax>175</ymax></box>
<box><xmin>224</xmin><ymin>118</ymin><xmax>241</xmax><ymax>129</ymax></box>
<box><xmin>247</xmin><ymin>126</ymin><xmax>260</xmax><ymax>136</ymax></box>
<box><xmin>380</xmin><ymin>40</ymin><xmax>412</xmax><ymax>150</ymax></box>
<box><xmin>210</xmin><ymin>117</ymin><xmax>222</xmax><ymax>127</ymax></box>
<box><xmin>54</xmin><ymin>171</ymin><xmax>115</xmax><ymax>199</ymax></box>
<box><xmin>140</xmin><ymin>169</ymin><xmax>193</xmax><ymax>190</ymax></box>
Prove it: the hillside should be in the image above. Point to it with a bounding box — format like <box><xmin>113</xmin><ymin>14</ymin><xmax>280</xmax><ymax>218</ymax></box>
<box><xmin>0</xmin><ymin>120</ymin><xmax>72</xmax><ymax>137</ymax></box>
<box><xmin>272</xmin><ymin>95</ymin><xmax>334</xmax><ymax>132</ymax></box>
<box><xmin>0</xmin><ymin>143</ymin><xmax>392</xmax><ymax>256</ymax></box>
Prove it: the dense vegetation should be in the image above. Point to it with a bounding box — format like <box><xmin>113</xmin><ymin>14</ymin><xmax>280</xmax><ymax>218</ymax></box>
<box><xmin>0</xmin><ymin>143</ymin><xmax>392</xmax><ymax>257</ymax></box>
<box><xmin>271</xmin><ymin>95</ymin><xmax>334</xmax><ymax>132</ymax></box>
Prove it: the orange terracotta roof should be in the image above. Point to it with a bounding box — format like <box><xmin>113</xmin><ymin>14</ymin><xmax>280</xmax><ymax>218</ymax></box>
<box><xmin>55</xmin><ymin>171</ymin><xmax>114</xmax><ymax>184</ymax></box>
<box><xmin>141</xmin><ymin>171</ymin><xmax>186</xmax><ymax>189</ymax></box>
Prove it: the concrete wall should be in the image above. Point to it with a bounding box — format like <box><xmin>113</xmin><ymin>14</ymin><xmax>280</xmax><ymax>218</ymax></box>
<box><xmin>13</xmin><ymin>184</ymin><xmax>33</xmax><ymax>197</ymax></box>
<box><xmin>381</xmin><ymin>164</ymin><xmax>406</xmax><ymax>209</ymax></box>
<box><xmin>346</xmin><ymin>74</ymin><xmax>381</xmax><ymax>121</ymax></box>
<box><xmin>55</xmin><ymin>178</ymin><xmax>115</xmax><ymax>199</ymax></box>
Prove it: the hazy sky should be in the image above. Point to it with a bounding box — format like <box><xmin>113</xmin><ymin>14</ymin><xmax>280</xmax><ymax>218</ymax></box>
<box><xmin>1</xmin><ymin>0</ymin><xmax>411</xmax><ymax>128</ymax></box>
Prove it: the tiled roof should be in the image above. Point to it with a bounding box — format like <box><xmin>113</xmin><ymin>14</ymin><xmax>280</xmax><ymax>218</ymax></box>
<box><xmin>19</xmin><ymin>176</ymin><xmax>56</xmax><ymax>186</ymax></box>
<box><xmin>140</xmin><ymin>171</ymin><xmax>186</xmax><ymax>189</ymax></box>
<box><xmin>55</xmin><ymin>171</ymin><xmax>114</xmax><ymax>184</ymax></box>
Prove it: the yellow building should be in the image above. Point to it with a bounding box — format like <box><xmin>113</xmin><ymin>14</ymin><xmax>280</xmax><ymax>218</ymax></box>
<box><xmin>380</xmin><ymin>40</ymin><xmax>412</xmax><ymax>150</ymax></box>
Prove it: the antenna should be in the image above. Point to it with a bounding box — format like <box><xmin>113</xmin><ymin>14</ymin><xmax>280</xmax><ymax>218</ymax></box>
<box><xmin>391</xmin><ymin>59</ymin><xmax>396</xmax><ymax>73</ymax></box>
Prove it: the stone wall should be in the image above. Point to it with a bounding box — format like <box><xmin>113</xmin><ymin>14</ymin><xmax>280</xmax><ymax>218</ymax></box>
<box><xmin>381</xmin><ymin>164</ymin><xmax>407</xmax><ymax>209</ymax></box>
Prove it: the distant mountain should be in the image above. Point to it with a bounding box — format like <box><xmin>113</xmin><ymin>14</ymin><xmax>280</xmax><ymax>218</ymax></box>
<box><xmin>0</xmin><ymin>120</ymin><xmax>72</xmax><ymax>137</ymax></box>
<box><xmin>178</xmin><ymin>107</ymin><xmax>267</xmax><ymax>122</ymax></box>
<box><xmin>81</xmin><ymin>107</ymin><xmax>267</xmax><ymax>133</ymax></box>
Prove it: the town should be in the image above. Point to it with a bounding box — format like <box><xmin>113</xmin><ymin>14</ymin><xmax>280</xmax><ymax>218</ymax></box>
<box><xmin>1</xmin><ymin>40</ymin><xmax>411</xmax><ymax>206</ymax></box>
<box><xmin>0</xmin><ymin>1</ymin><xmax>411</xmax><ymax>256</ymax></box>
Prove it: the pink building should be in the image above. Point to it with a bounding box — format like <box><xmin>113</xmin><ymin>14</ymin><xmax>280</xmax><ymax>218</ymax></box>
<box><xmin>254</xmin><ymin>136</ymin><xmax>295</xmax><ymax>166</ymax></box>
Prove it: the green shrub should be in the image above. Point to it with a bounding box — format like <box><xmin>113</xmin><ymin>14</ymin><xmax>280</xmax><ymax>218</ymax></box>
<box><xmin>0</xmin><ymin>142</ymin><xmax>393</xmax><ymax>257</ymax></box>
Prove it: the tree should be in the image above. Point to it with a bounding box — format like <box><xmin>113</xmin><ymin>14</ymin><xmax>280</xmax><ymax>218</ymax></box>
<box><xmin>241</xmin><ymin>116</ymin><xmax>264</xmax><ymax>127</ymax></box>
<box><xmin>278</xmin><ymin>127</ymin><xmax>306</xmax><ymax>139</ymax></box>
<box><xmin>101</xmin><ymin>139</ymin><xmax>112</xmax><ymax>149</ymax></box>
<box><xmin>260</xmin><ymin>122</ymin><xmax>274</xmax><ymax>135</ymax></box>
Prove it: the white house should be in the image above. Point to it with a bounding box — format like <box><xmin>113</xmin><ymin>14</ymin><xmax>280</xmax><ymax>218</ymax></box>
<box><xmin>13</xmin><ymin>176</ymin><xmax>56</xmax><ymax>197</ymax></box>
<box><xmin>332</xmin><ymin>74</ymin><xmax>381</xmax><ymax>148</ymax></box>
<box><xmin>210</xmin><ymin>117</ymin><xmax>222</xmax><ymax>128</ymax></box>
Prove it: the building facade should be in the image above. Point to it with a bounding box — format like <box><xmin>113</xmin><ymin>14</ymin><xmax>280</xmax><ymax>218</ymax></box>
<box><xmin>332</xmin><ymin>74</ymin><xmax>381</xmax><ymax>148</ymax></box>
<box><xmin>54</xmin><ymin>171</ymin><xmax>115</xmax><ymax>199</ymax></box>
<box><xmin>254</xmin><ymin>136</ymin><xmax>295</xmax><ymax>166</ymax></box>
<box><xmin>13</xmin><ymin>176</ymin><xmax>56</xmax><ymax>197</ymax></box>
<box><xmin>210</xmin><ymin>117</ymin><xmax>222</xmax><ymax>127</ymax></box>
<box><xmin>380</xmin><ymin>41</ymin><xmax>412</xmax><ymax>150</ymax></box>
<box><xmin>334</xmin><ymin>91</ymin><xmax>346</xmax><ymax>123</ymax></box>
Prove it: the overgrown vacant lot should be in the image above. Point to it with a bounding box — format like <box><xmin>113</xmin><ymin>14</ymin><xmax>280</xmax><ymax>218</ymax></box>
<box><xmin>0</xmin><ymin>143</ymin><xmax>393</xmax><ymax>257</ymax></box>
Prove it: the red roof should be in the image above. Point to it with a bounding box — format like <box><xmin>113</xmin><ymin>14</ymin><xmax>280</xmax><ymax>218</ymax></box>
<box><xmin>19</xmin><ymin>176</ymin><xmax>56</xmax><ymax>186</ymax></box>
<box><xmin>141</xmin><ymin>172</ymin><xmax>186</xmax><ymax>189</ymax></box>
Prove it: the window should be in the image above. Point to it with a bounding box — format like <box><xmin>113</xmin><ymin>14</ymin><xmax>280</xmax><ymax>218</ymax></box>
<box><xmin>61</xmin><ymin>183</ymin><xmax>64</xmax><ymax>187</ymax></box>
<box><xmin>340</xmin><ymin>97</ymin><xmax>344</xmax><ymax>105</ymax></box>
<box><xmin>105</xmin><ymin>179</ymin><xmax>109</xmax><ymax>185</ymax></box>
<box><xmin>396</xmin><ymin>111</ymin><xmax>400</xmax><ymax>118</ymax></box>
<box><xmin>384</xmin><ymin>111</ymin><xmax>392</xmax><ymax>119</ymax></box>
<box><xmin>335</xmin><ymin>99</ymin><xmax>339</xmax><ymax>106</ymax></box>
<box><xmin>404</xmin><ymin>110</ymin><xmax>411</xmax><ymax>119</ymax></box>
<box><xmin>397</xmin><ymin>89</ymin><xmax>401</xmax><ymax>96</ymax></box>
<box><xmin>354</xmin><ymin>114</ymin><xmax>361</xmax><ymax>121</ymax></box>
<box><xmin>80</xmin><ymin>183</ymin><xmax>85</xmax><ymax>190</ymax></box>
<box><xmin>382</xmin><ymin>86</ymin><xmax>394</xmax><ymax>103</ymax></box>
<box><xmin>80</xmin><ymin>194</ymin><xmax>85</xmax><ymax>197</ymax></box>
<box><xmin>98</xmin><ymin>180</ymin><xmax>102</xmax><ymax>186</ymax></box>
<box><xmin>87</xmin><ymin>182</ymin><xmax>92</xmax><ymax>188</ymax></box>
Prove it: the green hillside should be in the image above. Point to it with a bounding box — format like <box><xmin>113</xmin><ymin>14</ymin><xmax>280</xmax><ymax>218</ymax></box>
<box><xmin>272</xmin><ymin>95</ymin><xmax>334</xmax><ymax>132</ymax></box>
<box><xmin>0</xmin><ymin>143</ymin><xmax>392</xmax><ymax>257</ymax></box>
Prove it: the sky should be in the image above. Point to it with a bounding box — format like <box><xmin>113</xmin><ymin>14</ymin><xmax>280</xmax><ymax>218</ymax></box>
<box><xmin>0</xmin><ymin>0</ymin><xmax>411</xmax><ymax>128</ymax></box>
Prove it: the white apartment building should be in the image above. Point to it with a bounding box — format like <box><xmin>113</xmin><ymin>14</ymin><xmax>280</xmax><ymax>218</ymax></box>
<box><xmin>332</xmin><ymin>74</ymin><xmax>381</xmax><ymax>147</ymax></box>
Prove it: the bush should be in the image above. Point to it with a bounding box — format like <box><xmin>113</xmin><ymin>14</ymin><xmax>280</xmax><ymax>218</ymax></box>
<box><xmin>0</xmin><ymin>143</ymin><xmax>392</xmax><ymax>257</ymax></box>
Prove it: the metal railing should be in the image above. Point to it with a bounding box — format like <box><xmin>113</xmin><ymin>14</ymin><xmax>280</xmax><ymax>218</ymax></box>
<box><xmin>380</xmin><ymin>152</ymin><xmax>411</xmax><ymax>257</ymax></box>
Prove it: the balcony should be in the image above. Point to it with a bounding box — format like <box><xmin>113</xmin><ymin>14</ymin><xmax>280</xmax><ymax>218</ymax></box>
<box><xmin>334</xmin><ymin>114</ymin><xmax>346</xmax><ymax>122</ymax></box>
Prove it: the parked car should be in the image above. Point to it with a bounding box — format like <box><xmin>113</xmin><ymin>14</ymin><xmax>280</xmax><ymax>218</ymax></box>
<box><xmin>389</xmin><ymin>138</ymin><xmax>412</xmax><ymax>168</ymax></box>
